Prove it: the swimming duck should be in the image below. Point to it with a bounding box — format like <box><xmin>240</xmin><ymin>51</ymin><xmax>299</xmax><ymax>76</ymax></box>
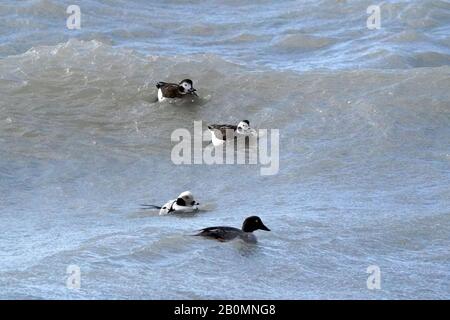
<box><xmin>207</xmin><ymin>120</ymin><xmax>257</xmax><ymax>146</ymax></box>
<box><xmin>195</xmin><ymin>216</ymin><xmax>270</xmax><ymax>243</ymax></box>
<box><xmin>141</xmin><ymin>191</ymin><xmax>199</xmax><ymax>215</ymax></box>
<box><xmin>156</xmin><ymin>79</ymin><xmax>198</xmax><ymax>102</ymax></box>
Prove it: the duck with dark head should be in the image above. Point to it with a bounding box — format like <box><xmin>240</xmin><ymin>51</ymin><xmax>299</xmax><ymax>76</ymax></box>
<box><xmin>195</xmin><ymin>216</ymin><xmax>270</xmax><ymax>243</ymax></box>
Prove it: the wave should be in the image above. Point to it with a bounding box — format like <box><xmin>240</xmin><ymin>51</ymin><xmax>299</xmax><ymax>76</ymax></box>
<box><xmin>1</xmin><ymin>0</ymin><xmax>450</xmax><ymax>71</ymax></box>
<box><xmin>1</xmin><ymin>39</ymin><xmax>449</xmax><ymax>159</ymax></box>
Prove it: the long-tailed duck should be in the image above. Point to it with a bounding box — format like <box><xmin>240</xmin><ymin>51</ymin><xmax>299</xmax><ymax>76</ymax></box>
<box><xmin>141</xmin><ymin>191</ymin><xmax>199</xmax><ymax>215</ymax></box>
<box><xmin>194</xmin><ymin>216</ymin><xmax>270</xmax><ymax>243</ymax></box>
<box><xmin>207</xmin><ymin>120</ymin><xmax>257</xmax><ymax>146</ymax></box>
<box><xmin>156</xmin><ymin>79</ymin><xmax>198</xmax><ymax>102</ymax></box>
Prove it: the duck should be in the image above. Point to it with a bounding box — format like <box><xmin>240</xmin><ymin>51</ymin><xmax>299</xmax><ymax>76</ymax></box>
<box><xmin>194</xmin><ymin>216</ymin><xmax>270</xmax><ymax>243</ymax></box>
<box><xmin>207</xmin><ymin>120</ymin><xmax>257</xmax><ymax>146</ymax></box>
<box><xmin>156</xmin><ymin>79</ymin><xmax>198</xmax><ymax>102</ymax></box>
<box><xmin>141</xmin><ymin>191</ymin><xmax>199</xmax><ymax>215</ymax></box>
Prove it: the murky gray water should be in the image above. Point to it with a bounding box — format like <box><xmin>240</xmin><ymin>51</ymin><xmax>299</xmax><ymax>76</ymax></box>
<box><xmin>0</xmin><ymin>0</ymin><xmax>449</xmax><ymax>299</ymax></box>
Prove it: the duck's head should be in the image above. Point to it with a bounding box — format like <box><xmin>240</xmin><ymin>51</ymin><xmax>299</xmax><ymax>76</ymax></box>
<box><xmin>237</xmin><ymin>120</ymin><xmax>256</xmax><ymax>135</ymax></box>
<box><xmin>242</xmin><ymin>216</ymin><xmax>270</xmax><ymax>232</ymax></box>
<box><xmin>176</xmin><ymin>191</ymin><xmax>199</xmax><ymax>206</ymax></box>
<box><xmin>179</xmin><ymin>79</ymin><xmax>198</xmax><ymax>96</ymax></box>
<box><xmin>237</xmin><ymin>120</ymin><xmax>250</xmax><ymax>130</ymax></box>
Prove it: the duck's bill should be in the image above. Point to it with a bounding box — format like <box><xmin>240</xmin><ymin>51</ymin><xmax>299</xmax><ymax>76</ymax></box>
<box><xmin>260</xmin><ymin>224</ymin><xmax>271</xmax><ymax>231</ymax></box>
<box><xmin>189</xmin><ymin>89</ymin><xmax>198</xmax><ymax>96</ymax></box>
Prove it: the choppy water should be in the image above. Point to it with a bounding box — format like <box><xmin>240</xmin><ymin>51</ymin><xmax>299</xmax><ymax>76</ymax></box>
<box><xmin>0</xmin><ymin>0</ymin><xmax>449</xmax><ymax>299</ymax></box>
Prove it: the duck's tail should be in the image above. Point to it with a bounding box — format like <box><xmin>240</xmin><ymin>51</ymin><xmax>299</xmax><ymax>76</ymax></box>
<box><xmin>156</xmin><ymin>81</ymin><xmax>166</xmax><ymax>89</ymax></box>
<box><xmin>140</xmin><ymin>204</ymin><xmax>162</xmax><ymax>210</ymax></box>
<box><xmin>190</xmin><ymin>229</ymin><xmax>207</xmax><ymax>237</ymax></box>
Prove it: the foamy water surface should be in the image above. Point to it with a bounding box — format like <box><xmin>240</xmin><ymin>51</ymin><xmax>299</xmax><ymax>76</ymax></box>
<box><xmin>0</xmin><ymin>0</ymin><xmax>449</xmax><ymax>299</ymax></box>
